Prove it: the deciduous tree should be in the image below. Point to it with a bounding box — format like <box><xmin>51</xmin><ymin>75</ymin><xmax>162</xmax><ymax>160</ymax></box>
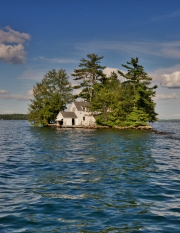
<box><xmin>28</xmin><ymin>69</ymin><xmax>73</xmax><ymax>126</ymax></box>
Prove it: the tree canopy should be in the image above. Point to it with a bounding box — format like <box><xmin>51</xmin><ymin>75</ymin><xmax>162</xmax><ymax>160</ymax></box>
<box><xmin>88</xmin><ymin>57</ymin><xmax>158</xmax><ymax>127</ymax></box>
<box><xmin>72</xmin><ymin>53</ymin><xmax>106</xmax><ymax>102</ymax></box>
<box><xmin>28</xmin><ymin>55</ymin><xmax>158</xmax><ymax>127</ymax></box>
<box><xmin>118</xmin><ymin>57</ymin><xmax>158</xmax><ymax>123</ymax></box>
<box><xmin>28</xmin><ymin>69</ymin><xmax>73</xmax><ymax>126</ymax></box>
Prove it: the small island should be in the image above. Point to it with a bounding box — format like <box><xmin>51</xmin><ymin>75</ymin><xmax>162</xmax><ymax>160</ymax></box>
<box><xmin>28</xmin><ymin>54</ymin><xmax>157</xmax><ymax>129</ymax></box>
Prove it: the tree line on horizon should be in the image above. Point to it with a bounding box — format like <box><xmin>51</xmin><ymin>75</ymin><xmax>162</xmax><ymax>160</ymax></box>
<box><xmin>28</xmin><ymin>54</ymin><xmax>158</xmax><ymax>127</ymax></box>
<box><xmin>0</xmin><ymin>114</ymin><xmax>28</xmax><ymax>120</ymax></box>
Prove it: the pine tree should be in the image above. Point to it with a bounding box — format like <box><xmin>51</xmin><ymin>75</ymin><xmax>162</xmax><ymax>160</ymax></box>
<box><xmin>90</xmin><ymin>72</ymin><xmax>128</xmax><ymax>126</ymax></box>
<box><xmin>72</xmin><ymin>54</ymin><xmax>106</xmax><ymax>102</ymax></box>
<box><xmin>118</xmin><ymin>57</ymin><xmax>158</xmax><ymax>124</ymax></box>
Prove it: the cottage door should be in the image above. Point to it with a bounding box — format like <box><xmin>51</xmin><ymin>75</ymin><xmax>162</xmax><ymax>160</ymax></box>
<box><xmin>72</xmin><ymin>118</ymin><xmax>75</xmax><ymax>125</ymax></box>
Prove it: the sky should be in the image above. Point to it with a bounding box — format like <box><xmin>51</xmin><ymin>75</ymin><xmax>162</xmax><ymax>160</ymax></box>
<box><xmin>0</xmin><ymin>0</ymin><xmax>180</xmax><ymax>119</ymax></box>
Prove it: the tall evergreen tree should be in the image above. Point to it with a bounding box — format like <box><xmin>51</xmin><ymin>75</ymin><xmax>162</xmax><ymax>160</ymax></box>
<box><xmin>118</xmin><ymin>57</ymin><xmax>158</xmax><ymax>123</ymax></box>
<box><xmin>72</xmin><ymin>54</ymin><xmax>106</xmax><ymax>102</ymax></box>
<box><xmin>90</xmin><ymin>72</ymin><xmax>130</xmax><ymax>126</ymax></box>
<box><xmin>28</xmin><ymin>69</ymin><xmax>73</xmax><ymax>126</ymax></box>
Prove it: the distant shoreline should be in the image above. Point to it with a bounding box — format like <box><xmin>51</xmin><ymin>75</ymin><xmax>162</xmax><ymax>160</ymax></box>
<box><xmin>0</xmin><ymin>114</ymin><xmax>28</xmax><ymax>120</ymax></box>
<box><xmin>158</xmin><ymin>119</ymin><xmax>180</xmax><ymax>122</ymax></box>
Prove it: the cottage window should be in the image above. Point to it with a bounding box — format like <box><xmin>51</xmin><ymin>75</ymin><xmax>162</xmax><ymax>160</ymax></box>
<box><xmin>83</xmin><ymin>117</ymin><xmax>85</xmax><ymax>121</ymax></box>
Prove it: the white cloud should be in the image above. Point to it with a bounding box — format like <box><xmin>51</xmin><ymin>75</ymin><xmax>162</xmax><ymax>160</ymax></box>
<box><xmin>103</xmin><ymin>67</ymin><xmax>118</xmax><ymax>76</ymax></box>
<box><xmin>77</xmin><ymin>40</ymin><xmax>180</xmax><ymax>59</ymax></box>
<box><xmin>0</xmin><ymin>26</ymin><xmax>30</xmax><ymax>43</ymax></box>
<box><xmin>151</xmin><ymin>67</ymin><xmax>180</xmax><ymax>88</ymax></box>
<box><xmin>0</xmin><ymin>43</ymin><xmax>27</xmax><ymax>64</ymax></box>
<box><xmin>103</xmin><ymin>67</ymin><xmax>125</xmax><ymax>82</ymax></box>
<box><xmin>39</xmin><ymin>56</ymin><xmax>77</xmax><ymax>64</ymax></box>
<box><xmin>0</xmin><ymin>90</ymin><xmax>33</xmax><ymax>101</ymax></box>
<box><xmin>154</xmin><ymin>93</ymin><xmax>179</xmax><ymax>100</ymax></box>
<box><xmin>0</xmin><ymin>90</ymin><xmax>10</xmax><ymax>94</ymax></box>
<box><xmin>0</xmin><ymin>27</ymin><xmax>30</xmax><ymax>64</ymax></box>
<box><xmin>161</xmin><ymin>71</ymin><xmax>180</xmax><ymax>88</ymax></box>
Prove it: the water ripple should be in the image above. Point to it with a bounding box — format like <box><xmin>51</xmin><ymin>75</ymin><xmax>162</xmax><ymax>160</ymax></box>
<box><xmin>0</xmin><ymin>121</ymin><xmax>180</xmax><ymax>232</ymax></box>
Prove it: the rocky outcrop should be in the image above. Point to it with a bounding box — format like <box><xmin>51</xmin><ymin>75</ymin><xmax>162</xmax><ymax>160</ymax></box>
<box><xmin>151</xmin><ymin>130</ymin><xmax>169</xmax><ymax>134</ymax></box>
<box><xmin>48</xmin><ymin>124</ymin><xmax>153</xmax><ymax>130</ymax></box>
<box><xmin>83</xmin><ymin>125</ymin><xmax>110</xmax><ymax>129</ymax></box>
<box><xmin>114</xmin><ymin>125</ymin><xmax>152</xmax><ymax>130</ymax></box>
<box><xmin>83</xmin><ymin>125</ymin><xmax>153</xmax><ymax>130</ymax></box>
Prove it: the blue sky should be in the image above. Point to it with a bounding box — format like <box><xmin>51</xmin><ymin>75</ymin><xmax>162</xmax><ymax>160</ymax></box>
<box><xmin>1</xmin><ymin>0</ymin><xmax>180</xmax><ymax>119</ymax></box>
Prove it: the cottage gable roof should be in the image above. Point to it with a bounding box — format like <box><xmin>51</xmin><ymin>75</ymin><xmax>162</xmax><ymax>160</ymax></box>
<box><xmin>61</xmin><ymin>112</ymin><xmax>77</xmax><ymax>118</ymax></box>
<box><xmin>74</xmin><ymin>101</ymin><xmax>90</xmax><ymax>111</ymax></box>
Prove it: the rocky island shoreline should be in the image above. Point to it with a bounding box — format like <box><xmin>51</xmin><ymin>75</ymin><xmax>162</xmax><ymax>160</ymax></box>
<box><xmin>48</xmin><ymin>124</ymin><xmax>170</xmax><ymax>135</ymax></box>
<box><xmin>48</xmin><ymin>124</ymin><xmax>152</xmax><ymax>130</ymax></box>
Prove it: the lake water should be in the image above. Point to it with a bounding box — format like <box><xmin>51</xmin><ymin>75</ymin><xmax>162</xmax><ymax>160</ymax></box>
<box><xmin>0</xmin><ymin>120</ymin><xmax>180</xmax><ymax>232</ymax></box>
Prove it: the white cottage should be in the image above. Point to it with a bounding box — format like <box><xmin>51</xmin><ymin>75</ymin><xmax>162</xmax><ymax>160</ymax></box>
<box><xmin>56</xmin><ymin>101</ymin><xmax>96</xmax><ymax>126</ymax></box>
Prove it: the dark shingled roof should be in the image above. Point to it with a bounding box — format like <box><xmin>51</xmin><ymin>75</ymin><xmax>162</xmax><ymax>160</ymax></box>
<box><xmin>74</xmin><ymin>101</ymin><xmax>90</xmax><ymax>111</ymax></box>
<box><xmin>61</xmin><ymin>112</ymin><xmax>77</xmax><ymax>118</ymax></box>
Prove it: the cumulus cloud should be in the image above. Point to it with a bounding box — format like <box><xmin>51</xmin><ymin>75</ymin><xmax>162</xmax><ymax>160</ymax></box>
<box><xmin>150</xmin><ymin>65</ymin><xmax>180</xmax><ymax>88</ymax></box>
<box><xmin>103</xmin><ymin>67</ymin><xmax>125</xmax><ymax>82</ymax></box>
<box><xmin>0</xmin><ymin>43</ymin><xmax>27</xmax><ymax>64</ymax></box>
<box><xmin>154</xmin><ymin>93</ymin><xmax>179</xmax><ymax>100</ymax></box>
<box><xmin>0</xmin><ymin>26</ymin><xmax>30</xmax><ymax>43</ymax></box>
<box><xmin>160</xmin><ymin>71</ymin><xmax>180</xmax><ymax>88</ymax></box>
<box><xmin>103</xmin><ymin>67</ymin><xmax>119</xmax><ymax>76</ymax></box>
<box><xmin>0</xmin><ymin>26</ymin><xmax>30</xmax><ymax>64</ymax></box>
<box><xmin>0</xmin><ymin>89</ymin><xmax>33</xmax><ymax>101</ymax></box>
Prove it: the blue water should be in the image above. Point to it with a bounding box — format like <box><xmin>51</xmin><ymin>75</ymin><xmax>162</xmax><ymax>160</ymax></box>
<box><xmin>0</xmin><ymin>120</ymin><xmax>180</xmax><ymax>232</ymax></box>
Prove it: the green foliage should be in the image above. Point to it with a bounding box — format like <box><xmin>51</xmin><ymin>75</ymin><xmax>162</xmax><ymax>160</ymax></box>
<box><xmin>72</xmin><ymin>54</ymin><xmax>106</xmax><ymax>102</ymax></box>
<box><xmin>27</xmin><ymin>55</ymin><xmax>158</xmax><ymax>128</ymax></box>
<box><xmin>90</xmin><ymin>72</ymin><xmax>133</xmax><ymax>127</ymax></box>
<box><xmin>28</xmin><ymin>69</ymin><xmax>73</xmax><ymax>126</ymax></box>
<box><xmin>90</xmin><ymin>72</ymin><xmax>121</xmax><ymax>126</ymax></box>
<box><xmin>118</xmin><ymin>57</ymin><xmax>158</xmax><ymax>123</ymax></box>
<box><xmin>125</xmin><ymin>107</ymin><xmax>149</xmax><ymax>126</ymax></box>
<box><xmin>90</xmin><ymin>57</ymin><xmax>158</xmax><ymax>127</ymax></box>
